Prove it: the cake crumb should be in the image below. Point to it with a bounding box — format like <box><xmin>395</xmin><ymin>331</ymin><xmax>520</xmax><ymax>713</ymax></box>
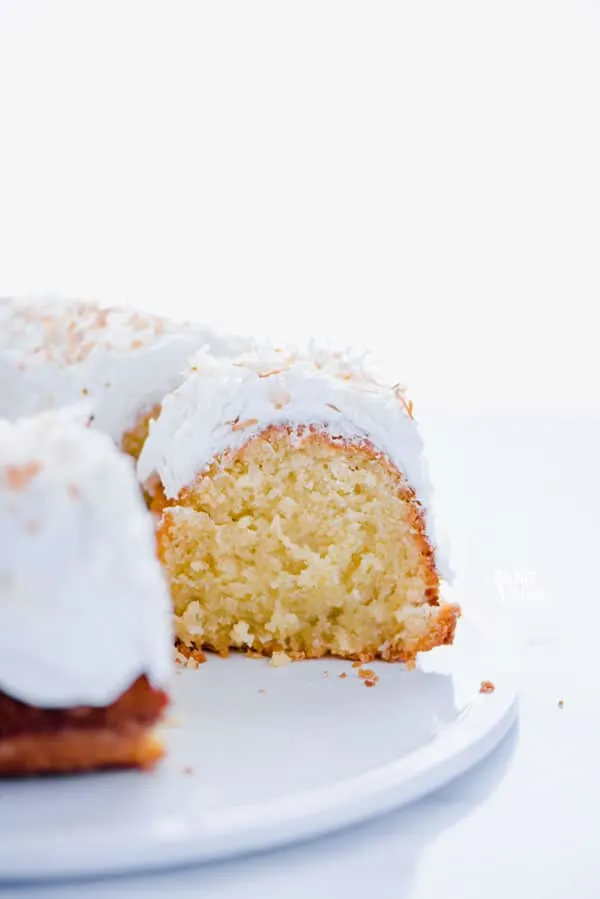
<box><xmin>352</xmin><ymin>660</ymin><xmax>362</xmax><ymax>668</ymax></box>
<box><xmin>558</xmin><ymin>699</ymin><xmax>564</xmax><ymax>708</ymax></box>
<box><xmin>479</xmin><ymin>680</ymin><xmax>495</xmax><ymax>694</ymax></box>
<box><xmin>358</xmin><ymin>667</ymin><xmax>375</xmax><ymax>680</ymax></box>
<box><xmin>322</xmin><ymin>670</ymin><xmax>329</xmax><ymax>678</ymax></box>
<box><xmin>339</xmin><ymin>672</ymin><xmax>348</xmax><ymax>679</ymax></box>
<box><xmin>175</xmin><ymin>642</ymin><xmax>207</xmax><ymax>669</ymax></box>
<box><xmin>364</xmin><ymin>679</ymin><xmax>376</xmax><ymax>688</ymax></box>
<box><xmin>270</xmin><ymin>651</ymin><xmax>291</xmax><ymax>668</ymax></box>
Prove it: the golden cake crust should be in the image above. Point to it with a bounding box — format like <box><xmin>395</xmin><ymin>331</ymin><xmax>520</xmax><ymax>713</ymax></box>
<box><xmin>0</xmin><ymin>675</ymin><xmax>168</xmax><ymax>777</ymax></box>
<box><xmin>0</xmin><ymin>728</ymin><xmax>164</xmax><ymax>776</ymax></box>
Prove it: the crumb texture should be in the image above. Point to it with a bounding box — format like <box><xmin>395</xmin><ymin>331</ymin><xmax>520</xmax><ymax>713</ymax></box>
<box><xmin>157</xmin><ymin>426</ymin><xmax>457</xmax><ymax>664</ymax></box>
<box><xmin>121</xmin><ymin>405</ymin><xmax>161</xmax><ymax>461</ymax></box>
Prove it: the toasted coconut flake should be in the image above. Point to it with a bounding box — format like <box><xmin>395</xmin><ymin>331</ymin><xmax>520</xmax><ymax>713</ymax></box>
<box><xmin>232</xmin><ymin>418</ymin><xmax>259</xmax><ymax>432</ymax></box>
<box><xmin>259</xmin><ymin>369</ymin><xmax>285</xmax><ymax>379</ymax></box>
<box><xmin>393</xmin><ymin>383</ymin><xmax>415</xmax><ymax>419</ymax></box>
<box><xmin>4</xmin><ymin>461</ymin><xmax>42</xmax><ymax>491</ymax></box>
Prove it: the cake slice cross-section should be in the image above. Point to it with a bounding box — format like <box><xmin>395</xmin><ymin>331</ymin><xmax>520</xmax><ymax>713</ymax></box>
<box><xmin>0</xmin><ymin>410</ymin><xmax>173</xmax><ymax>776</ymax></box>
<box><xmin>138</xmin><ymin>347</ymin><xmax>459</xmax><ymax>666</ymax></box>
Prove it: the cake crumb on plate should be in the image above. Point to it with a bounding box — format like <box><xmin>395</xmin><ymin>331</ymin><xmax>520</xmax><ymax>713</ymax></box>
<box><xmin>269</xmin><ymin>651</ymin><xmax>291</xmax><ymax>668</ymax></box>
<box><xmin>175</xmin><ymin>644</ymin><xmax>207</xmax><ymax>669</ymax></box>
<box><xmin>479</xmin><ymin>680</ymin><xmax>495</xmax><ymax>694</ymax></box>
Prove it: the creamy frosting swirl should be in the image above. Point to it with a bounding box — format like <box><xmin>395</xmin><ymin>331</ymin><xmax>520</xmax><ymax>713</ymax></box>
<box><xmin>138</xmin><ymin>345</ymin><xmax>450</xmax><ymax>578</ymax></box>
<box><xmin>0</xmin><ymin>411</ymin><xmax>173</xmax><ymax>707</ymax></box>
<box><xmin>0</xmin><ymin>296</ymin><xmax>250</xmax><ymax>442</ymax></box>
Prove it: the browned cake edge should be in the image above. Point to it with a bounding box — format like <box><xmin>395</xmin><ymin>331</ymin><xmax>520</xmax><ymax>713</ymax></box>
<box><xmin>0</xmin><ymin>675</ymin><xmax>168</xmax><ymax>777</ymax></box>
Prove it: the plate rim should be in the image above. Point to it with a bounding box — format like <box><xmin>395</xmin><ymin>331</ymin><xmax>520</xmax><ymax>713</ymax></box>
<box><xmin>0</xmin><ymin>612</ymin><xmax>518</xmax><ymax>881</ymax></box>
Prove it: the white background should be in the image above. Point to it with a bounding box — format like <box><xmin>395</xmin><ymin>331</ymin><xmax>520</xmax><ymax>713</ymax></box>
<box><xmin>1</xmin><ymin>4</ymin><xmax>600</xmax><ymax>898</ymax></box>
<box><xmin>1</xmin><ymin>0</ymin><xmax>599</xmax><ymax>413</ymax></box>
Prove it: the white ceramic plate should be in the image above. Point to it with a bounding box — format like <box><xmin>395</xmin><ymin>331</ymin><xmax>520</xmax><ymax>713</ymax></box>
<box><xmin>0</xmin><ymin>608</ymin><xmax>517</xmax><ymax>881</ymax></box>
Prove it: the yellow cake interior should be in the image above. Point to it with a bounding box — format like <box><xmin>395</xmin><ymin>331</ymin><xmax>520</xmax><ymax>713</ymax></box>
<box><xmin>121</xmin><ymin>405</ymin><xmax>161</xmax><ymax>461</ymax></box>
<box><xmin>155</xmin><ymin>426</ymin><xmax>457</xmax><ymax>664</ymax></box>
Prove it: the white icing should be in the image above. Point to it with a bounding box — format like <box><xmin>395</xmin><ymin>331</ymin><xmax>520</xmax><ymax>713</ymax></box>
<box><xmin>0</xmin><ymin>412</ymin><xmax>173</xmax><ymax>707</ymax></box>
<box><xmin>0</xmin><ymin>296</ymin><xmax>250</xmax><ymax>442</ymax></box>
<box><xmin>138</xmin><ymin>346</ymin><xmax>451</xmax><ymax>578</ymax></box>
